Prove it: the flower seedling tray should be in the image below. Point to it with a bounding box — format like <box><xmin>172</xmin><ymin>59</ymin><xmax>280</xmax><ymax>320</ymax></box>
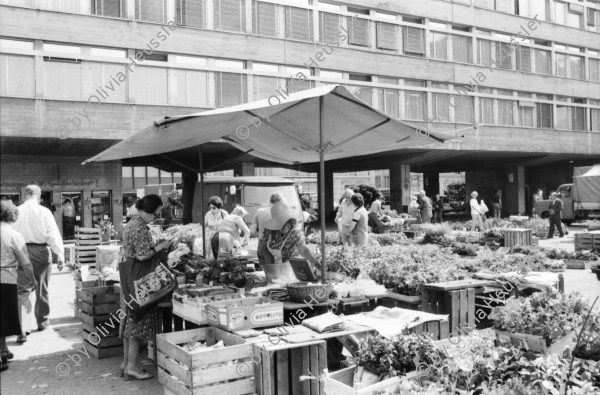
<box><xmin>324</xmin><ymin>366</ymin><xmax>424</xmax><ymax>395</ymax></box>
<box><xmin>564</xmin><ymin>259</ymin><xmax>590</xmax><ymax>270</ymax></box>
<box><xmin>495</xmin><ymin>330</ymin><xmax>577</xmax><ymax>355</ymax></box>
<box><xmin>206</xmin><ymin>297</ymin><xmax>283</xmax><ymax>331</ymax></box>
<box><xmin>157</xmin><ymin>327</ymin><xmax>255</xmax><ymax>395</ymax></box>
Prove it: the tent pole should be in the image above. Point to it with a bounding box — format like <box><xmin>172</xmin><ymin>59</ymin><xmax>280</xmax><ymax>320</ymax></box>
<box><xmin>319</xmin><ymin>96</ymin><xmax>326</xmax><ymax>284</ymax></box>
<box><xmin>199</xmin><ymin>146</ymin><xmax>206</xmax><ymax>258</ymax></box>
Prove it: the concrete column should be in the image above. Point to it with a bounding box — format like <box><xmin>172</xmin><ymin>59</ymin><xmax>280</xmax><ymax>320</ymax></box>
<box><xmin>389</xmin><ymin>164</ymin><xmax>410</xmax><ymax>213</ymax></box>
<box><xmin>504</xmin><ymin>165</ymin><xmax>526</xmax><ymax>216</ymax></box>
<box><xmin>233</xmin><ymin>162</ymin><xmax>255</xmax><ymax>176</ymax></box>
<box><xmin>423</xmin><ymin>172</ymin><xmax>439</xmax><ymax>197</ymax></box>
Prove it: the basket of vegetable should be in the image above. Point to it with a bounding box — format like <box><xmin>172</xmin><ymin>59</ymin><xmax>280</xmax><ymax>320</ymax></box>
<box><xmin>287</xmin><ymin>282</ymin><xmax>332</xmax><ymax>303</ymax></box>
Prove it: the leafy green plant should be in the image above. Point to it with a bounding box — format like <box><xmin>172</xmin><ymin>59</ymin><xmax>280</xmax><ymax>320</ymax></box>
<box><xmin>489</xmin><ymin>292</ymin><xmax>588</xmax><ymax>346</ymax></box>
<box><xmin>452</xmin><ymin>242</ymin><xmax>478</xmax><ymax>257</ymax></box>
<box><xmin>444</xmin><ymin>182</ymin><xmax>467</xmax><ymax>212</ymax></box>
<box><xmin>352</xmin><ymin>333</ymin><xmax>438</xmax><ymax>377</ymax></box>
<box><xmin>573</xmin><ymin>311</ymin><xmax>600</xmax><ymax>362</ymax></box>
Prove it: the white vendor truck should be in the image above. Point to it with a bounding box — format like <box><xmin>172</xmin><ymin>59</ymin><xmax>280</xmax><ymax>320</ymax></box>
<box><xmin>536</xmin><ymin>165</ymin><xmax>600</xmax><ymax>223</ymax></box>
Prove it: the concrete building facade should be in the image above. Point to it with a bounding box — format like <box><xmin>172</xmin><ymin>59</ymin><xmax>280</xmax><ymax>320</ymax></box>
<box><xmin>1</xmin><ymin>0</ymin><xmax>599</xmax><ymax>234</ymax></box>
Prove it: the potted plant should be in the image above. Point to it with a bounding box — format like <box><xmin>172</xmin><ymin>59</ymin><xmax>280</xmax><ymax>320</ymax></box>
<box><xmin>167</xmin><ymin>190</ymin><xmax>184</xmax><ymax>218</ymax></box>
<box><xmin>96</xmin><ymin>219</ymin><xmax>115</xmax><ymax>242</ymax></box>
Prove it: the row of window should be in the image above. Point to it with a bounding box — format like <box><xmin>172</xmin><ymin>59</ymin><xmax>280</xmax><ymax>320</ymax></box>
<box><xmin>449</xmin><ymin>0</ymin><xmax>600</xmax><ymax>32</ymax></box>
<box><xmin>1</xmin><ymin>51</ymin><xmax>598</xmax><ymax>132</ymax></box>
<box><xmin>2</xmin><ymin>0</ymin><xmax>600</xmax><ymax>82</ymax></box>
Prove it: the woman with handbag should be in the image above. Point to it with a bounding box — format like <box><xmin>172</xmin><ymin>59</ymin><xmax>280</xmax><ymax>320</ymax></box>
<box><xmin>119</xmin><ymin>195</ymin><xmax>171</xmax><ymax>381</ymax></box>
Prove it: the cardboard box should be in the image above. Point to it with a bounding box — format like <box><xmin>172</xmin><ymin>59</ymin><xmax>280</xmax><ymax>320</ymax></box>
<box><xmin>172</xmin><ymin>288</ymin><xmax>240</xmax><ymax>326</ymax></box>
<box><xmin>206</xmin><ymin>297</ymin><xmax>283</xmax><ymax>331</ymax></box>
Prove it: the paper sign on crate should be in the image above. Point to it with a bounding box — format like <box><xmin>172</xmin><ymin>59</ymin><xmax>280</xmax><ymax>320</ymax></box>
<box><xmin>206</xmin><ymin>297</ymin><xmax>283</xmax><ymax>331</ymax></box>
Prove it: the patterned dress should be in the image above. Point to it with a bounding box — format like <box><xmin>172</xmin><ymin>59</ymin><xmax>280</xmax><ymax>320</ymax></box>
<box><xmin>261</xmin><ymin>219</ymin><xmax>304</xmax><ymax>263</ymax></box>
<box><xmin>119</xmin><ymin>215</ymin><xmax>155</xmax><ymax>341</ymax></box>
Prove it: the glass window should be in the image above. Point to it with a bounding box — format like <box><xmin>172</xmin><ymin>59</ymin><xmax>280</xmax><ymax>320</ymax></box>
<box><xmin>160</xmin><ymin>170</ymin><xmax>172</xmax><ymax>182</ymax></box>
<box><xmin>589</xmin><ymin>8</ymin><xmax>600</xmax><ymax>32</ymax></box>
<box><xmin>516</xmin><ymin>46</ymin><xmax>531</xmax><ymax>72</ymax></box>
<box><xmin>497</xmin><ymin>99</ymin><xmax>514</xmax><ymax>125</ymax></box>
<box><xmin>519</xmin><ymin>105</ymin><xmax>535</xmax><ymax>127</ymax></box>
<box><xmin>285</xmin><ymin>6</ymin><xmax>313</xmax><ymax>42</ymax></box>
<box><xmin>40</xmin><ymin>0</ymin><xmax>81</xmax><ymax>13</ymax></box>
<box><xmin>478</xmin><ymin>39</ymin><xmax>493</xmax><ymax>66</ymax></box>
<box><xmin>43</xmin><ymin>43</ymin><xmax>81</xmax><ymax>55</ymax></box>
<box><xmin>0</xmin><ymin>55</ymin><xmax>35</xmax><ymax>97</ymax></box>
<box><xmin>347</xmin><ymin>85</ymin><xmax>372</xmax><ymax>105</ymax></box>
<box><xmin>452</xmin><ymin>35</ymin><xmax>472</xmax><ymax>63</ymax></box>
<box><xmin>496</xmin><ymin>42</ymin><xmax>513</xmax><ymax>69</ymax></box>
<box><xmin>403</xmin><ymin>27</ymin><xmax>425</xmax><ymax>56</ymax></box>
<box><xmin>91</xmin><ymin>191</ymin><xmax>112</xmax><ymax>228</ymax></box>
<box><xmin>89</xmin><ymin>63</ymin><xmax>127</xmax><ymax>102</ymax></box>
<box><xmin>591</xmin><ymin>109</ymin><xmax>600</xmax><ymax>131</ymax></box>
<box><xmin>554</xmin><ymin>1</ymin><xmax>567</xmax><ymax>25</ymax></box>
<box><xmin>61</xmin><ymin>192</ymin><xmax>83</xmax><ymax>240</ymax></box>
<box><xmin>215</xmin><ymin>59</ymin><xmax>244</xmax><ymax>69</ymax></box>
<box><xmin>348</xmin><ymin>16</ymin><xmax>370</xmax><ymax>47</ymax></box>
<box><xmin>92</xmin><ymin>0</ymin><xmax>125</xmax><ymax>18</ymax></box>
<box><xmin>569</xmin><ymin>55</ymin><xmax>584</xmax><ymax>79</ymax></box>
<box><xmin>44</xmin><ymin>59</ymin><xmax>81</xmax><ymax>100</ymax></box>
<box><xmin>378</xmin><ymin>89</ymin><xmax>399</xmax><ymax>118</ymax></box>
<box><xmin>147</xmin><ymin>167</ymin><xmax>159</xmax><ymax>177</ymax></box>
<box><xmin>133</xmin><ymin>67</ymin><xmax>168</xmax><ymax>104</ymax></box>
<box><xmin>480</xmin><ymin>98</ymin><xmax>494</xmax><ymax>124</ymax></box>
<box><xmin>430</xmin><ymin>32</ymin><xmax>449</xmax><ymax>61</ymax></box>
<box><xmin>215</xmin><ymin>0</ymin><xmax>246</xmax><ymax>33</ymax></box>
<box><xmin>433</xmin><ymin>93</ymin><xmax>451</xmax><ymax>122</ymax></box>
<box><xmin>252</xmin><ymin>75</ymin><xmax>279</xmax><ymax>101</ymax></box>
<box><xmin>134</xmin><ymin>167</ymin><xmax>146</xmax><ymax>177</ymax></box>
<box><xmin>537</xmin><ymin>102</ymin><xmax>552</xmax><ymax>128</ymax></box>
<box><xmin>253</xmin><ymin>1</ymin><xmax>279</xmax><ymax>37</ymax></box>
<box><xmin>1</xmin><ymin>193</ymin><xmax>20</xmax><ymax>206</ymax></box>
<box><xmin>244</xmin><ymin>185</ymin><xmax>298</xmax><ymax>206</ymax></box>
<box><xmin>90</xmin><ymin>48</ymin><xmax>126</xmax><ymax>58</ymax></box>
<box><xmin>176</xmin><ymin>0</ymin><xmax>207</xmax><ymax>28</ymax></box>
<box><xmin>567</xmin><ymin>8</ymin><xmax>583</xmax><ymax>29</ymax></box>
<box><xmin>176</xmin><ymin>70</ymin><xmax>208</xmax><ymax>106</ymax></box>
<box><xmin>319</xmin><ymin>12</ymin><xmax>342</xmax><ymax>44</ymax></box>
<box><xmin>173</xmin><ymin>55</ymin><xmax>207</xmax><ymax>65</ymax></box>
<box><xmin>0</xmin><ymin>39</ymin><xmax>34</xmax><ymax>51</ymax></box>
<box><xmin>286</xmin><ymin>78</ymin><xmax>313</xmax><ymax>93</ymax></box>
<box><xmin>376</xmin><ymin>22</ymin><xmax>397</xmax><ymax>50</ymax></box>
<box><xmin>454</xmin><ymin>95</ymin><xmax>473</xmax><ymax>123</ymax></box>
<box><xmin>404</xmin><ymin>90</ymin><xmax>426</xmax><ymax>120</ymax></box>
<box><xmin>135</xmin><ymin>0</ymin><xmax>166</xmax><ymax>23</ymax></box>
<box><xmin>556</xmin><ymin>53</ymin><xmax>568</xmax><ymax>77</ymax></box>
<box><xmin>590</xmin><ymin>59</ymin><xmax>600</xmax><ymax>82</ymax></box>
<box><xmin>215</xmin><ymin>72</ymin><xmax>247</xmax><ymax>107</ymax></box>
<box><xmin>534</xmin><ymin>49</ymin><xmax>551</xmax><ymax>74</ymax></box>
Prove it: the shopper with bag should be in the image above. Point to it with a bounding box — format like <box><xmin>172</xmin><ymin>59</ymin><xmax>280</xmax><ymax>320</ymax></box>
<box><xmin>470</xmin><ymin>191</ymin><xmax>484</xmax><ymax>231</ymax></box>
<box><xmin>480</xmin><ymin>199</ymin><xmax>490</xmax><ymax>223</ymax></box>
<box><xmin>119</xmin><ymin>195</ymin><xmax>172</xmax><ymax>381</ymax></box>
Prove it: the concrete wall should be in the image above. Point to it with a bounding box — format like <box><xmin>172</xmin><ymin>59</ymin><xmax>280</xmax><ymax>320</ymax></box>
<box><xmin>0</xmin><ymin>155</ymin><xmax>123</xmax><ymax>238</ymax></box>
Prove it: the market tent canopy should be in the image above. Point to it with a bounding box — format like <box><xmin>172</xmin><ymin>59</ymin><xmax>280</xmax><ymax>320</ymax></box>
<box><xmin>83</xmin><ymin>85</ymin><xmax>448</xmax><ymax>166</ymax></box>
<box><xmin>573</xmin><ymin>164</ymin><xmax>600</xmax><ymax>205</ymax></box>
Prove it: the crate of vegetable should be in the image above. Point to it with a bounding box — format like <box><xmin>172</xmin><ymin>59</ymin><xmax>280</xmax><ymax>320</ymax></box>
<box><xmin>157</xmin><ymin>327</ymin><xmax>255</xmax><ymax>395</ymax></box>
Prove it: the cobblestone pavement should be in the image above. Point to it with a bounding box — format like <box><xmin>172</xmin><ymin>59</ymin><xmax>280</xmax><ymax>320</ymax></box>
<box><xmin>0</xmin><ymin>270</ymin><xmax>162</xmax><ymax>395</ymax></box>
<box><xmin>1</xmin><ymin>228</ymin><xmax>598</xmax><ymax>395</ymax></box>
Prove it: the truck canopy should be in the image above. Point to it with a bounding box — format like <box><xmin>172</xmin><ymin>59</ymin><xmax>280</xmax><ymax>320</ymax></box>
<box><xmin>573</xmin><ymin>165</ymin><xmax>600</xmax><ymax>205</ymax></box>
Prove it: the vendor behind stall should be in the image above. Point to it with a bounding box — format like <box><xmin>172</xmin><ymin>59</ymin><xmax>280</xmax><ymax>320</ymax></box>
<box><xmin>261</xmin><ymin>203</ymin><xmax>321</xmax><ymax>270</ymax></box>
<box><xmin>211</xmin><ymin>206</ymin><xmax>250</xmax><ymax>259</ymax></box>
<box><xmin>250</xmin><ymin>192</ymin><xmax>286</xmax><ymax>266</ymax></box>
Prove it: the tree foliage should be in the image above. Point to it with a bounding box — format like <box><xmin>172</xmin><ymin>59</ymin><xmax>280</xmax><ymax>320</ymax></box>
<box><xmin>444</xmin><ymin>182</ymin><xmax>467</xmax><ymax>212</ymax></box>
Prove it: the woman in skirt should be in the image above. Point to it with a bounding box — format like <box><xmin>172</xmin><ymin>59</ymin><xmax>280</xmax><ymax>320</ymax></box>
<box><xmin>0</xmin><ymin>200</ymin><xmax>37</xmax><ymax>372</ymax></box>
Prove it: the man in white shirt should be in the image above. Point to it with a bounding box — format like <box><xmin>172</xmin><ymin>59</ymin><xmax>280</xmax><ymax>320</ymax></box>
<box><xmin>12</xmin><ymin>185</ymin><xmax>65</xmax><ymax>333</ymax></box>
<box><xmin>251</xmin><ymin>192</ymin><xmax>285</xmax><ymax>265</ymax></box>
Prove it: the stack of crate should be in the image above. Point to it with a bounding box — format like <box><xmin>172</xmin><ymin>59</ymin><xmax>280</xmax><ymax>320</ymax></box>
<box><xmin>76</xmin><ymin>285</ymin><xmax>122</xmax><ymax>358</ymax></box>
<box><xmin>74</xmin><ymin>226</ymin><xmax>102</xmax><ymax>269</ymax></box>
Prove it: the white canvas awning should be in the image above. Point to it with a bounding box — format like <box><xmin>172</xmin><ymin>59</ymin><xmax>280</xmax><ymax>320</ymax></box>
<box><xmin>83</xmin><ymin>85</ymin><xmax>448</xmax><ymax>165</ymax></box>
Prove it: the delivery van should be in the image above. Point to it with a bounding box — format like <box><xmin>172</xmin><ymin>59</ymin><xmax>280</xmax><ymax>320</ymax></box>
<box><xmin>192</xmin><ymin>176</ymin><xmax>304</xmax><ymax>226</ymax></box>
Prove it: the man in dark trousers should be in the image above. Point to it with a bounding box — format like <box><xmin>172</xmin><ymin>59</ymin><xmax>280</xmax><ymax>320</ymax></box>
<box><xmin>547</xmin><ymin>192</ymin><xmax>565</xmax><ymax>238</ymax></box>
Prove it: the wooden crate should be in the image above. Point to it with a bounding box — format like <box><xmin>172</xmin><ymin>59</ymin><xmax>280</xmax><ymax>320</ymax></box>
<box><xmin>324</xmin><ymin>366</ymin><xmax>423</xmax><ymax>395</ymax></box>
<box><xmin>502</xmin><ymin>228</ymin><xmax>532</xmax><ymax>248</ymax></box>
<box><xmin>422</xmin><ymin>279</ymin><xmax>496</xmax><ymax>336</ymax></box>
<box><xmin>252</xmin><ymin>340</ymin><xmax>327</xmax><ymax>395</ymax></box>
<box><xmin>495</xmin><ymin>329</ymin><xmax>577</xmax><ymax>354</ymax></box>
<box><xmin>156</xmin><ymin>327</ymin><xmax>255</xmax><ymax>395</ymax></box>
<box><xmin>575</xmin><ymin>231</ymin><xmax>600</xmax><ymax>251</ymax></box>
<box><xmin>75</xmin><ymin>227</ymin><xmax>102</xmax><ymax>268</ymax></box>
<box><xmin>83</xmin><ymin>338</ymin><xmax>123</xmax><ymax>359</ymax></box>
